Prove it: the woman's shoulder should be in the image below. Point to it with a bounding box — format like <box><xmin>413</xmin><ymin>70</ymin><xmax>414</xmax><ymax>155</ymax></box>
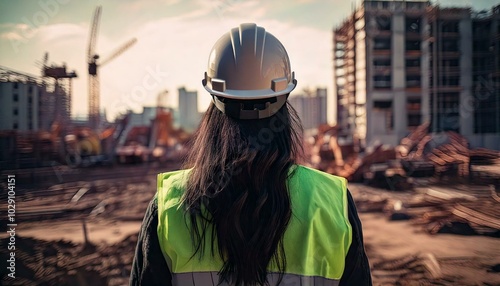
<box><xmin>292</xmin><ymin>165</ymin><xmax>347</xmax><ymax>186</ymax></box>
<box><xmin>289</xmin><ymin>165</ymin><xmax>348</xmax><ymax>206</ymax></box>
<box><xmin>157</xmin><ymin>169</ymin><xmax>191</xmax><ymax>186</ymax></box>
<box><xmin>157</xmin><ymin>169</ymin><xmax>192</xmax><ymax>201</ymax></box>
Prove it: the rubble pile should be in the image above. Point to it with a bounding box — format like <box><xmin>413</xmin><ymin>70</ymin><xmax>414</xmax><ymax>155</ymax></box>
<box><xmin>397</xmin><ymin>124</ymin><xmax>500</xmax><ymax>186</ymax></box>
<box><xmin>352</xmin><ymin>184</ymin><xmax>500</xmax><ymax>237</ymax></box>
<box><xmin>409</xmin><ymin>187</ymin><xmax>500</xmax><ymax>237</ymax></box>
<box><xmin>310</xmin><ymin>122</ymin><xmax>500</xmax><ymax>189</ymax></box>
<box><xmin>469</xmin><ymin>148</ymin><xmax>500</xmax><ymax>165</ymax></box>
<box><xmin>396</xmin><ymin>122</ymin><xmax>471</xmax><ymax>177</ymax></box>
<box><xmin>370</xmin><ymin>253</ymin><xmax>450</xmax><ymax>285</ymax></box>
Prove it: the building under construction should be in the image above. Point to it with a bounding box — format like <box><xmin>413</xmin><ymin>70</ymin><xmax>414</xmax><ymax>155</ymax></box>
<box><xmin>0</xmin><ymin>65</ymin><xmax>74</xmax><ymax>132</ymax></box>
<box><xmin>333</xmin><ymin>0</ymin><xmax>500</xmax><ymax>150</ymax></box>
<box><xmin>472</xmin><ymin>6</ymin><xmax>500</xmax><ymax>138</ymax></box>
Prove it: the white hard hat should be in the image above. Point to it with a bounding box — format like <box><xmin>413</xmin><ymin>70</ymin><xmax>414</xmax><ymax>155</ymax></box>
<box><xmin>202</xmin><ymin>23</ymin><xmax>297</xmax><ymax>119</ymax></box>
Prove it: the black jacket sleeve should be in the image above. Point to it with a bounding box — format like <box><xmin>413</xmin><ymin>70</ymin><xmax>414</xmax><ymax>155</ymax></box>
<box><xmin>339</xmin><ymin>190</ymin><xmax>373</xmax><ymax>285</ymax></box>
<box><xmin>129</xmin><ymin>197</ymin><xmax>172</xmax><ymax>286</ymax></box>
<box><xmin>130</xmin><ymin>190</ymin><xmax>372</xmax><ymax>286</ymax></box>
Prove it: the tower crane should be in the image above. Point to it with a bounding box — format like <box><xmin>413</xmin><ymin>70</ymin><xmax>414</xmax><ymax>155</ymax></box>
<box><xmin>87</xmin><ymin>6</ymin><xmax>137</xmax><ymax>130</ymax></box>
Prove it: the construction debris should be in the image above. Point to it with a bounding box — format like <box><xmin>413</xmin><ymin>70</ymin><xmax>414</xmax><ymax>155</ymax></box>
<box><xmin>0</xmin><ymin>235</ymin><xmax>136</xmax><ymax>286</ymax></box>
<box><xmin>396</xmin><ymin>122</ymin><xmax>472</xmax><ymax>177</ymax></box>
<box><xmin>351</xmin><ymin>184</ymin><xmax>500</xmax><ymax>237</ymax></box>
<box><xmin>310</xmin><ymin>122</ymin><xmax>500</xmax><ymax>189</ymax></box>
<box><xmin>0</xmin><ymin>164</ymin><xmax>179</xmax><ymax>227</ymax></box>
<box><xmin>371</xmin><ymin>253</ymin><xmax>444</xmax><ymax>284</ymax></box>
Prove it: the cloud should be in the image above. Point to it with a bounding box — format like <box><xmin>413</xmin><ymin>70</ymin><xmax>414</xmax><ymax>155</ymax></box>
<box><xmin>37</xmin><ymin>23</ymin><xmax>87</xmax><ymax>44</ymax></box>
<box><xmin>0</xmin><ymin>23</ymin><xmax>39</xmax><ymax>40</ymax></box>
<box><xmin>0</xmin><ymin>23</ymin><xmax>17</xmax><ymax>30</ymax></box>
<box><xmin>0</xmin><ymin>31</ymin><xmax>24</xmax><ymax>40</ymax></box>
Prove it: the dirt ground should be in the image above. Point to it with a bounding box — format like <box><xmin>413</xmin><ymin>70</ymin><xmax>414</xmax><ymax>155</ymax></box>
<box><xmin>6</xmin><ymin>210</ymin><xmax>500</xmax><ymax>285</ymax></box>
<box><xmin>361</xmin><ymin>213</ymin><xmax>500</xmax><ymax>285</ymax></box>
<box><xmin>1</xmin><ymin>165</ymin><xmax>499</xmax><ymax>285</ymax></box>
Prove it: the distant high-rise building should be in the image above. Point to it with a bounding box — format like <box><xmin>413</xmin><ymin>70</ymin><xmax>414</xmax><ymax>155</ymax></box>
<box><xmin>289</xmin><ymin>88</ymin><xmax>327</xmax><ymax>130</ymax></box>
<box><xmin>178</xmin><ymin>87</ymin><xmax>200</xmax><ymax>132</ymax></box>
<box><xmin>333</xmin><ymin>0</ymin><xmax>500</xmax><ymax>149</ymax></box>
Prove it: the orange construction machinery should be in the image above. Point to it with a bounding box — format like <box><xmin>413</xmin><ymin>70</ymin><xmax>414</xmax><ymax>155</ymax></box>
<box><xmin>115</xmin><ymin>109</ymin><xmax>190</xmax><ymax>164</ymax></box>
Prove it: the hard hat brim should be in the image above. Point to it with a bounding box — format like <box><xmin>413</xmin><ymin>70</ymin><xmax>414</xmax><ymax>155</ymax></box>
<box><xmin>202</xmin><ymin>72</ymin><xmax>297</xmax><ymax>100</ymax></box>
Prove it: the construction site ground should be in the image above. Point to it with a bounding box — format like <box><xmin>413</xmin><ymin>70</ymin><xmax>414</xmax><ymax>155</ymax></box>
<box><xmin>1</xmin><ymin>163</ymin><xmax>499</xmax><ymax>285</ymax></box>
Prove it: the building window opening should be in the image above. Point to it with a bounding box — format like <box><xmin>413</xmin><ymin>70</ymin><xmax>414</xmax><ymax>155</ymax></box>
<box><xmin>406</xmin><ymin>75</ymin><xmax>421</xmax><ymax>87</ymax></box>
<box><xmin>443</xmin><ymin>40</ymin><xmax>459</xmax><ymax>52</ymax></box>
<box><xmin>408</xmin><ymin>114</ymin><xmax>422</xmax><ymax>128</ymax></box>
<box><xmin>406</xmin><ymin>58</ymin><xmax>421</xmax><ymax>67</ymax></box>
<box><xmin>376</xmin><ymin>16</ymin><xmax>391</xmax><ymax>31</ymax></box>
<box><xmin>407</xmin><ymin>98</ymin><xmax>421</xmax><ymax>111</ymax></box>
<box><xmin>374</xmin><ymin>38</ymin><xmax>391</xmax><ymax>50</ymax></box>
<box><xmin>442</xmin><ymin>76</ymin><xmax>460</xmax><ymax>86</ymax></box>
<box><xmin>374</xmin><ymin>58</ymin><xmax>391</xmax><ymax>67</ymax></box>
<box><xmin>406</xmin><ymin>40</ymin><xmax>421</xmax><ymax>51</ymax></box>
<box><xmin>430</xmin><ymin>92</ymin><xmax>460</xmax><ymax>132</ymax></box>
<box><xmin>442</xmin><ymin>21</ymin><xmax>459</xmax><ymax>33</ymax></box>
<box><xmin>374</xmin><ymin>101</ymin><xmax>392</xmax><ymax>109</ymax></box>
<box><xmin>406</xmin><ymin>17</ymin><xmax>421</xmax><ymax>33</ymax></box>
<box><xmin>407</xmin><ymin>98</ymin><xmax>422</xmax><ymax>129</ymax></box>
<box><xmin>473</xmin><ymin>22</ymin><xmax>491</xmax><ymax>38</ymax></box>
<box><xmin>374</xmin><ymin>75</ymin><xmax>392</xmax><ymax>88</ymax></box>
<box><xmin>443</xmin><ymin>59</ymin><xmax>459</xmax><ymax>67</ymax></box>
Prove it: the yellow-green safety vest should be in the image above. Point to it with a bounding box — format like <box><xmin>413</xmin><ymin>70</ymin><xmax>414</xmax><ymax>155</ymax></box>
<box><xmin>157</xmin><ymin>165</ymin><xmax>352</xmax><ymax>286</ymax></box>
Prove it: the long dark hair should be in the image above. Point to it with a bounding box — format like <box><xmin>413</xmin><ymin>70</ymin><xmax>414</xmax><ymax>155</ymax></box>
<box><xmin>182</xmin><ymin>99</ymin><xmax>303</xmax><ymax>285</ymax></box>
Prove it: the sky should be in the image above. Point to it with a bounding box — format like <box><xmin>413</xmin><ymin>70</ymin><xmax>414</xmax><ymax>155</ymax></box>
<box><xmin>0</xmin><ymin>0</ymin><xmax>498</xmax><ymax>122</ymax></box>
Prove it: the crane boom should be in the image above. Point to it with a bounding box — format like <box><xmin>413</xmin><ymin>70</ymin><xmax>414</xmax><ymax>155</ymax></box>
<box><xmin>87</xmin><ymin>5</ymin><xmax>101</xmax><ymax>61</ymax></box>
<box><xmin>86</xmin><ymin>5</ymin><xmax>137</xmax><ymax>130</ymax></box>
<box><xmin>43</xmin><ymin>52</ymin><xmax>48</xmax><ymax>67</ymax></box>
<box><xmin>99</xmin><ymin>38</ymin><xmax>137</xmax><ymax>67</ymax></box>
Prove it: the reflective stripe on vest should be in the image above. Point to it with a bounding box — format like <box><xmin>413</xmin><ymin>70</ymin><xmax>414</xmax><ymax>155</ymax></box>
<box><xmin>157</xmin><ymin>165</ymin><xmax>352</xmax><ymax>285</ymax></box>
<box><xmin>171</xmin><ymin>272</ymin><xmax>340</xmax><ymax>286</ymax></box>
